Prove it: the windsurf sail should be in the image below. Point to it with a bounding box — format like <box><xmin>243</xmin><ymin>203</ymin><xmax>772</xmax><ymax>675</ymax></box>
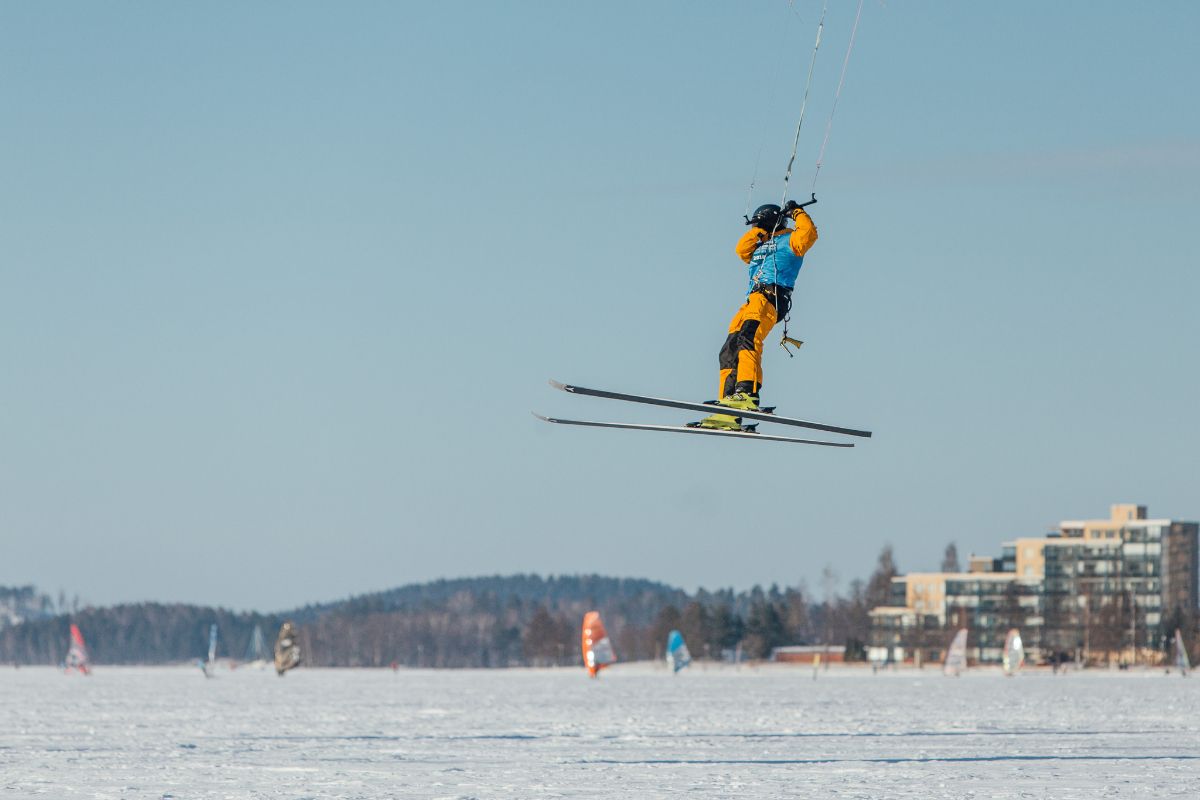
<box><xmin>1002</xmin><ymin>628</ymin><xmax>1024</xmax><ymax>676</ymax></box>
<box><xmin>581</xmin><ymin>611</ymin><xmax>617</xmax><ymax>678</ymax></box>
<box><xmin>202</xmin><ymin>623</ymin><xmax>218</xmax><ymax>677</ymax></box>
<box><xmin>64</xmin><ymin>623</ymin><xmax>90</xmax><ymax>675</ymax></box>
<box><xmin>666</xmin><ymin>629</ymin><xmax>691</xmax><ymax>673</ymax></box>
<box><xmin>943</xmin><ymin>628</ymin><xmax>968</xmax><ymax>677</ymax></box>
<box><xmin>274</xmin><ymin>621</ymin><xmax>301</xmax><ymax>676</ymax></box>
<box><xmin>1175</xmin><ymin>628</ymin><xmax>1191</xmax><ymax>676</ymax></box>
<box><xmin>242</xmin><ymin>624</ymin><xmax>268</xmax><ymax>668</ymax></box>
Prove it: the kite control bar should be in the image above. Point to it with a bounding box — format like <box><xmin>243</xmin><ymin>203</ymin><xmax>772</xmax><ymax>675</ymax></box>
<box><xmin>790</xmin><ymin>193</ymin><xmax>818</xmax><ymax>211</ymax></box>
<box><xmin>743</xmin><ymin>194</ymin><xmax>819</xmax><ymax>227</ymax></box>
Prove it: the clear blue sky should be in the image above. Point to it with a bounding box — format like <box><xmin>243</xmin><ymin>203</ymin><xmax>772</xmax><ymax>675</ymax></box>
<box><xmin>3</xmin><ymin>2</ymin><xmax>1198</xmax><ymax>611</ymax></box>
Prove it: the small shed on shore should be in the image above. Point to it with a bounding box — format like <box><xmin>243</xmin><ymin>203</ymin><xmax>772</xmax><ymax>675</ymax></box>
<box><xmin>771</xmin><ymin>645</ymin><xmax>847</xmax><ymax>664</ymax></box>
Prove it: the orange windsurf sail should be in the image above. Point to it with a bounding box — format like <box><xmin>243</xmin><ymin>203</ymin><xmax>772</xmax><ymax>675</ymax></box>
<box><xmin>581</xmin><ymin>611</ymin><xmax>617</xmax><ymax>678</ymax></box>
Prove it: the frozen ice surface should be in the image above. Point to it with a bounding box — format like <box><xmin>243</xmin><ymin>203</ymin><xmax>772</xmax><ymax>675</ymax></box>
<box><xmin>3</xmin><ymin>664</ymin><xmax>1198</xmax><ymax>798</ymax></box>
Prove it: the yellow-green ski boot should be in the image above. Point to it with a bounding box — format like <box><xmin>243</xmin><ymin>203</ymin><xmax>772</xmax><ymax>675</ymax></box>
<box><xmin>692</xmin><ymin>391</ymin><xmax>759</xmax><ymax>431</ymax></box>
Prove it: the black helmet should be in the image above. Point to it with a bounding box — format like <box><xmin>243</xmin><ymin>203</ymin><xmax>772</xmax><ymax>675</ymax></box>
<box><xmin>746</xmin><ymin>203</ymin><xmax>783</xmax><ymax>229</ymax></box>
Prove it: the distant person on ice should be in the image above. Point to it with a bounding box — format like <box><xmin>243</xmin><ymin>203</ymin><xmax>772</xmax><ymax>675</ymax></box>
<box><xmin>696</xmin><ymin>200</ymin><xmax>817</xmax><ymax>430</ymax></box>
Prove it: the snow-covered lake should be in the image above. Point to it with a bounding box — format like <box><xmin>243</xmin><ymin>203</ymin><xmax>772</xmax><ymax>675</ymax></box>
<box><xmin>3</xmin><ymin>664</ymin><xmax>1198</xmax><ymax>798</ymax></box>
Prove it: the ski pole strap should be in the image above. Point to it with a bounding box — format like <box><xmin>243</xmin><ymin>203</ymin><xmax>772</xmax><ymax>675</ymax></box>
<box><xmin>779</xmin><ymin>312</ymin><xmax>803</xmax><ymax>357</ymax></box>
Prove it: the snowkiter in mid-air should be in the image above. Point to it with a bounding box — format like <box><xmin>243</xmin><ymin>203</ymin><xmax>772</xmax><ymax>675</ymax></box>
<box><xmin>697</xmin><ymin>200</ymin><xmax>817</xmax><ymax>430</ymax></box>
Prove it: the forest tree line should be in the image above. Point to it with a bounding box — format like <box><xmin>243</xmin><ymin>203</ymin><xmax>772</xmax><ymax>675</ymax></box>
<box><xmin>9</xmin><ymin>545</ymin><xmax>1192</xmax><ymax>667</ymax></box>
<box><xmin>0</xmin><ymin>565</ymin><xmax>899</xmax><ymax>667</ymax></box>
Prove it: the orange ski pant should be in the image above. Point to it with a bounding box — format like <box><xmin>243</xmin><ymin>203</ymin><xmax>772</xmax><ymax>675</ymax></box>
<box><xmin>717</xmin><ymin>290</ymin><xmax>778</xmax><ymax>398</ymax></box>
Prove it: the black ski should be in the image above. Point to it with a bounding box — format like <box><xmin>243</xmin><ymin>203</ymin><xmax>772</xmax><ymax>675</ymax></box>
<box><xmin>533</xmin><ymin>414</ymin><xmax>853</xmax><ymax>447</ymax></box>
<box><xmin>549</xmin><ymin>380</ymin><xmax>872</xmax><ymax>438</ymax></box>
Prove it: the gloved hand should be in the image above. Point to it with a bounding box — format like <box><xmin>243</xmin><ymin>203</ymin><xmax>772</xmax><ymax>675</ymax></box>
<box><xmin>781</xmin><ymin>199</ymin><xmax>804</xmax><ymax>217</ymax></box>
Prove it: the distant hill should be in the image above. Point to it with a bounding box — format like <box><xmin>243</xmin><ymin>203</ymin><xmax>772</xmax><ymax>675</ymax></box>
<box><xmin>288</xmin><ymin>574</ymin><xmax>696</xmax><ymax>668</ymax></box>
<box><xmin>0</xmin><ymin>574</ymin><xmax>871</xmax><ymax>668</ymax></box>
<box><xmin>295</xmin><ymin>574</ymin><xmax>690</xmax><ymax>625</ymax></box>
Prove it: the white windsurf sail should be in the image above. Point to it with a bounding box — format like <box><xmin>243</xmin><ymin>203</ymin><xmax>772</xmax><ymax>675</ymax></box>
<box><xmin>202</xmin><ymin>623</ymin><xmax>218</xmax><ymax>678</ymax></box>
<box><xmin>242</xmin><ymin>624</ymin><xmax>268</xmax><ymax>668</ymax></box>
<box><xmin>1175</xmin><ymin>629</ymin><xmax>1191</xmax><ymax>676</ymax></box>
<box><xmin>943</xmin><ymin>628</ymin><xmax>968</xmax><ymax>677</ymax></box>
<box><xmin>1002</xmin><ymin>628</ymin><xmax>1024</xmax><ymax>676</ymax></box>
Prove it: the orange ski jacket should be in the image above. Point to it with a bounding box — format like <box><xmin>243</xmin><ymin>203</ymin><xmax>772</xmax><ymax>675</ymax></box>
<box><xmin>734</xmin><ymin>210</ymin><xmax>818</xmax><ymax>297</ymax></box>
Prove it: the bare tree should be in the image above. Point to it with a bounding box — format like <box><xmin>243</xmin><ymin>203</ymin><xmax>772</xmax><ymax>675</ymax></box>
<box><xmin>941</xmin><ymin>542</ymin><xmax>961</xmax><ymax>573</ymax></box>
<box><xmin>866</xmin><ymin>545</ymin><xmax>898</xmax><ymax>609</ymax></box>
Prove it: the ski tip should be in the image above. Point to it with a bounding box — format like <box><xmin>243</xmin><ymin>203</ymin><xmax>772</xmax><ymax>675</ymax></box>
<box><xmin>548</xmin><ymin>379</ymin><xmax>571</xmax><ymax>392</ymax></box>
<box><xmin>532</xmin><ymin>411</ymin><xmax>553</xmax><ymax>423</ymax></box>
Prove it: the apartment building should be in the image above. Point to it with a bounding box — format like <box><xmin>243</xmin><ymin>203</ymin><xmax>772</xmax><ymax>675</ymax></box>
<box><xmin>868</xmin><ymin>504</ymin><xmax>1198</xmax><ymax>666</ymax></box>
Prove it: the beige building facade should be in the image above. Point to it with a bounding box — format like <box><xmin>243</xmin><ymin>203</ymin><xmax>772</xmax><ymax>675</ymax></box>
<box><xmin>869</xmin><ymin>504</ymin><xmax>1198</xmax><ymax>666</ymax></box>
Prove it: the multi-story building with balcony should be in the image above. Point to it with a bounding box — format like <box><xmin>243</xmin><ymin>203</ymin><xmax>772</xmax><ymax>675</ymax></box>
<box><xmin>868</xmin><ymin>504</ymin><xmax>1198</xmax><ymax>666</ymax></box>
<box><xmin>869</xmin><ymin>566</ymin><xmax>1040</xmax><ymax>665</ymax></box>
<box><xmin>1038</xmin><ymin>504</ymin><xmax>1194</xmax><ymax>661</ymax></box>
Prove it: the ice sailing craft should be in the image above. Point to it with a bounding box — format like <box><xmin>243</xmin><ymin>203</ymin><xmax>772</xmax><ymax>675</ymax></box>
<box><xmin>1002</xmin><ymin>629</ymin><xmax>1025</xmax><ymax>676</ymax></box>
<box><xmin>666</xmin><ymin>630</ymin><xmax>691</xmax><ymax>674</ymax></box>
<box><xmin>241</xmin><ymin>625</ymin><xmax>269</xmax><ymax>669</ymax></box>
<box><xmin>943</xmin><ymin>629</ymin><xmax>968</xmax><ymax>677</ymax></box>
<box><xmin>63</xmin><ymin>624</ymin><xmax>91</xmax><ymax>675</ymax></box>
<box><xmin>1173</xmin><ymin>629</ymin><xmax>1191</xmax><ymax>676</ymax></box>
<box><xmin>274</xmin><ymin>621</ymin><xmax>302</xmax><ymax>676</ymax></box>
<box><xmin>581</xmin><ymin>611</ymin><xmax>617</xmax><ymax>678</ymax></box>
<box><xmin>201</xmin><ymin>624</ymin><xmax>218</xmax><ymax>678</ymax></box>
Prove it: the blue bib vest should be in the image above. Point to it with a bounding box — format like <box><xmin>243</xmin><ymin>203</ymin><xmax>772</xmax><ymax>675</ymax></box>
<box><xmin>745</xmin><ymin>233</ymin><xmax>804</xmax><ymax>298</ymax></box>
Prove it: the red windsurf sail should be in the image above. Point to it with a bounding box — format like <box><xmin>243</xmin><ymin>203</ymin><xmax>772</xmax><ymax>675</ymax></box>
<box><xmin>65</xmin><ymin>624</ymin><xmax>90</xmax><ymax>675</ymax></box>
